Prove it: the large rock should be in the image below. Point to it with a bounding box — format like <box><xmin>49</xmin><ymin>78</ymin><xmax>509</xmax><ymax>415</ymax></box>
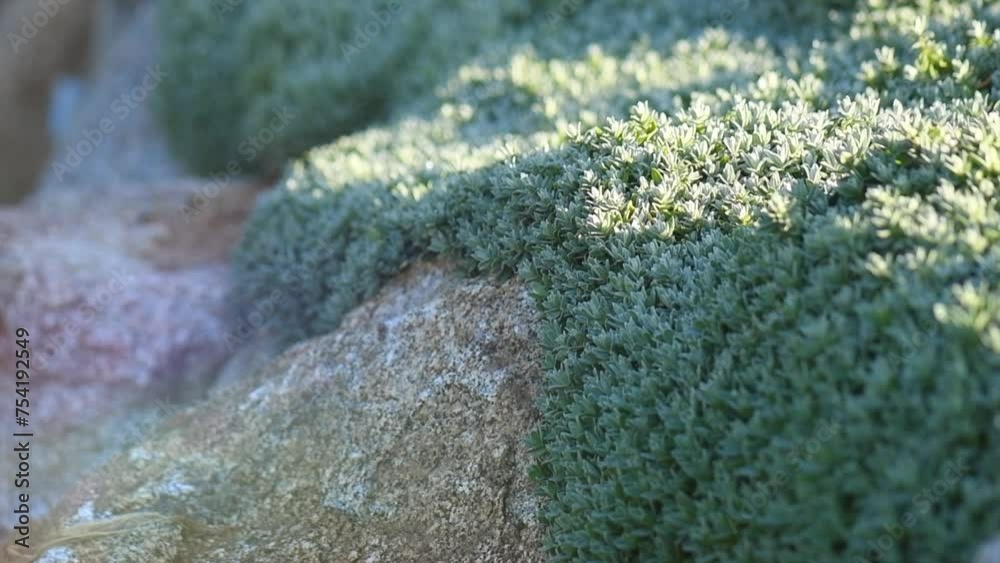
<box><xmin>22</xmin><ymin>262</ymin><xmax>545</xmax><ymax>563</ymax></box>
<box><xmin>0</xmin><ymin>177</ymin><xmax>264</xmax><ymax>532</ymax></box>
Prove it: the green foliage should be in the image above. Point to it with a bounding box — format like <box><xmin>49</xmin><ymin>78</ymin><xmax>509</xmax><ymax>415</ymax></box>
<box><xmin>156</xmin><ymin>0</ymin><xmax>248</xmax><ymax>173</ymax></box>
<box><xmin>156</xmin><ymin>0</ymin><xmax>560</xmax><ymax>174</ymax></box>
<box><xmin>230</xmin><ymin>0</ymin><xmax>1000</xmax><ymax>561</ymax></box>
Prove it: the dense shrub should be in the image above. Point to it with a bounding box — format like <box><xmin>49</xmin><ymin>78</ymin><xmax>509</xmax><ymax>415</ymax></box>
<box><xmin>157</xmin><ymin>0</ymin><xmax>867</xmax><ymax>174</ymax></box>
<box><xmin>432</xmin><ymin>94</ymin><xmax>999</xmax><ymax>563</ymax></box>
<box><xmin>231</xmin><ymin>0</ymin><xmax>803</xmax><ymax>339</ymax></box>
<box><xmin>156</xmin><ymin>0</ymin><xmax>561</xmax><ymax>174</ymax></box>
<box><xmin>231</xmin><ymin>0</ymin><xmax>1000</xmax><ymax>561</ymax></box>
<box><xmin>156</xmin><ymin>0</ymin><xmax>248</xmax><ymax>173</ymax></box>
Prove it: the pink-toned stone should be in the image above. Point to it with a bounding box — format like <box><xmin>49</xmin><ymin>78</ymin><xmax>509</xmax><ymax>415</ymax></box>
<box><xmin>0</xmin><ymin>178</ymin><xmax>264</xmax><ymax>430</ymax></box>
<box><xmin>0</xmin><ymin>178</ymin><xmax>264</xmax><ymax>536</ymax></box>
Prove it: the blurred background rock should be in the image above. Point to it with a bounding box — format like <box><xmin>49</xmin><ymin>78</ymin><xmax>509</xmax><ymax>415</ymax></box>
<box><xmin>0</xmin><ymin>0</ymin><xmax>154</xmax><ymax>203</ymax></box>
<box><xmin>0</xmin><ymin>0</ymin><xmax>270</xmax><ymax>535</ymax></box>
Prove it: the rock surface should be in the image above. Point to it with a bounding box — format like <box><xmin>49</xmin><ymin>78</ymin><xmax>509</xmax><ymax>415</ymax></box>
<box><xmin>0</xmin><ymin>178</ymin><xmax>264</xmax><ymax>428</ymax></box>
<box><xmin>24</xmin><ymin>262</ymin><xmax>545</xmax><ymax>563</ymax></box>
<box><xmin>0</xmin><ymin>177</ymin><xmax>264</xmax><ymax>532</ymax></box>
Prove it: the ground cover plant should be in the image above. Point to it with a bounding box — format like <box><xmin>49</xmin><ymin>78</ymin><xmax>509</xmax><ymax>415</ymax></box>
<box><xmin>164</xmin><ymin>0</ymin><xmax>1000</xmax><ymax>560</ymax></box>
<box><xmin>157</xmin><ymin>0</ymin><xmax>562</xmax><ymax>173</ymax></box>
